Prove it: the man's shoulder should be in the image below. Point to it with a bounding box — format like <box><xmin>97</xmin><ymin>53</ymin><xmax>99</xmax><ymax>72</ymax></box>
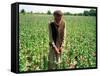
<box><xmin>48</xmin><ymin>20</ymin><xmax>54</xmax><ymax>25</ymax></box>
<box><xmin>61</xmin><ymin>20</ymin><xmax>65</xmax><ymax>26</ymax></box>
<box><xmin>62</xmin><ymin>20</ymin><xmax>65</xmax><ymax>24</ymax></box>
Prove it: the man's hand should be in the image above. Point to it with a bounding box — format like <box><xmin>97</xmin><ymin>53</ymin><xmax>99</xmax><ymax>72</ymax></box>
<box><xmin>51</xmin><ymin>42</ymin><xmax>60</xmax><ymax>54</ymax></box>
<box><xmin>59</xmin><ymin>47</ymin><xmax>62</xmax><ymax>52</ymax></box>
<box><xmin>54</xmin><ymin>47</ymin><xmax>60</xmax><ymax>54</ymax></box>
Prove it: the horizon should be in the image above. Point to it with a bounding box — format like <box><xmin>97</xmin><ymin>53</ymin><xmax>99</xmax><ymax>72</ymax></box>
<box><xmin>19</xmin><ymin>5</ymin><xmax>96</xmax><ymax>14</ymax></box>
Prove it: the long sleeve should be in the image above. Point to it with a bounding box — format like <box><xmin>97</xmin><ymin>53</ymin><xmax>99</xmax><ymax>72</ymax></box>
<box><xmin>61</xmin><ymin>22</ymin><xmax>66</xmax><ymax>49</ymax></box>
<box><xmin>48</xmin><ymin>21</ymin><xmax>55</xmax><ymax>47</ymax></box>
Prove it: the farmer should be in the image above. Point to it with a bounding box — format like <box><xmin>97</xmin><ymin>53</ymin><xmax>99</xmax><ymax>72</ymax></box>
<box><xmin>48</xmin><ymin>10</ymin><xmax>66</xmax><ymax>70</ymax></box>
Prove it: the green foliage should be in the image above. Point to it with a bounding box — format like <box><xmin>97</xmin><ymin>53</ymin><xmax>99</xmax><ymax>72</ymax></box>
<box><xmin>83</xmin><ymin>9</ymin><xmax>96</xmax><ymax>16</ymax></box>
<box><xmin>64</xmin><ymin>9</ymin><xmax>96</xmax><ymax>16</ymax></box>
<box><xmin>19</xmin><ymin>13</ymin><xmax>96</xmax><ymax>72</ymax></box>
<box><xmin>89</xmin><ymin>9</ymin><xmax>96</xmax><ymax>16</ymax></box>
<box><xmin>20</xmin><ymin>9</ymin><xmax>25</xmax><ymax>14</ymax></box>
<box><xmin>47</xmin><ymin>10</ymin><xmax>51</xmax><ymax>15</ymax></box>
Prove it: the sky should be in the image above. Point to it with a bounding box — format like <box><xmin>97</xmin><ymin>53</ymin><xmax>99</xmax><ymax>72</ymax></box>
<box><xmin>19</xmin><ymin>4</ymin><xmax>95</xmax><ymax>14</ymax></box>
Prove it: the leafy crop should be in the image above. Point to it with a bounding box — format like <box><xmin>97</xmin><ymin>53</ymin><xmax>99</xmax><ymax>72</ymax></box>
<box><xmin>19</xmin><ymin>14</ymin><xmax>96</xmax><ymax>72</ymax></box>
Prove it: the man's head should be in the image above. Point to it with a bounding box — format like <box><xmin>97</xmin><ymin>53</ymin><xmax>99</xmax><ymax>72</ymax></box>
<box><xmin>53</xmin><ymin>10</ymin><xmax>63</xmax><ymax>23</ymax></box>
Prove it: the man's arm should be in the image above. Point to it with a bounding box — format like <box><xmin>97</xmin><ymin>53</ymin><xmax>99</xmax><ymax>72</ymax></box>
<box><xmin>60</xmin><ymin>22</ymin><xmax>66</xmax><ymax>51</ymax></box>
<box><xmin>48</xmin><ymin>22</ymin><xmax>60</xmax><ymax>54</ymax></box>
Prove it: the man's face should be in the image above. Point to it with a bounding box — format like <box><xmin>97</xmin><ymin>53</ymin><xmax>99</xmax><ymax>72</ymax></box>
<box><xmin>54</xmin><ymin>15</ymin><xmax>62</xmax><ymax>22</ymax></box>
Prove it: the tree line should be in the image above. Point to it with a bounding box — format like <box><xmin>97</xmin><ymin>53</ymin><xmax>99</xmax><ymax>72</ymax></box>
<box><xmin>20</xmin><ymin>9</ymin><xmax>96</xmax><ymax>16</ymax></box>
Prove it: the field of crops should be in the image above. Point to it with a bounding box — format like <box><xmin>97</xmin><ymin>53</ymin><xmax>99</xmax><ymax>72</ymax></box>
<box><xmin>19</xmin><ymin>13</ymin><xmax>96</xmax><ymax>72</ymax></box>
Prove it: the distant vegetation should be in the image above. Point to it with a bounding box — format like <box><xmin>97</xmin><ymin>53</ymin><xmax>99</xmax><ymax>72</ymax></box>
<box><xmin>20</xmin><ymin>9</ymin><xmax>96</xmax><ymax>16</ymax></box>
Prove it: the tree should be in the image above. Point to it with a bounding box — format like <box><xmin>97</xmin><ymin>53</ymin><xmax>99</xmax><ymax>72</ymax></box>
<box><xmin>64</xmin><ymin>12</ymin><xmax>72</xmax><ymax>15</ymax></box>
<box><xmin>30</xmin><ymin>11</ymin><xmax>33</xmax><ymax>14</ymax></box>
<box><xmin>77</xmin><ymin>13</ymin><xmax>83</xmax><ymax>16</ymax></box>
<box><xmin>47</xmin><ymin>10</ymin><xmax>51</xmax><ymax>15</ymax></box>
<box><xmin>89</xmin><ymin>9</ymin><xmax>96</xmax><ymax>16</ymax></box>
<box><xmin>21</xmin><ymin>9</ymin><xmax>25</xmax><ymax>14</ymax></box>
<box><xmin>83</xmin><ymin>11</ymin><xmax>89</xmax><ymax>16</ymax></box>
<box><xmin>73</xmin><ymin>13</ymin><xmax>77</xmax><ymax>16</ymax></box>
